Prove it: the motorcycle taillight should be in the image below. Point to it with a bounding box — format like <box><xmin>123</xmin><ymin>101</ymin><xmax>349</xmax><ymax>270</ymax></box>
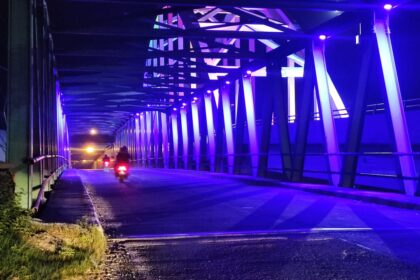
<box><xmin>117</xmin><ymin>166</ymin><xmax>127</xmax><ymax>171</ymax></box>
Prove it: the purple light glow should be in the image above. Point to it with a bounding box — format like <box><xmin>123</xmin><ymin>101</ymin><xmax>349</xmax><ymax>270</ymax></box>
<box><xmin>173</xmin><ymin>107</ymin><xmax>177</xmax><ymax>111</ymax></box>
<box><xmin>225</xmin><ymin>81</ymin><xmax>231</xmax><ymax>85</ymax></box>
<box><xmin>246</xmin><ymin>70</ymin><xmax>252</xmax><ymax>75</ymax></box>
<box><xmin>207</xmin><ymin>90</ymin><xmax>212</xmax><ymax>94</ymax></box>
<box><xmin>193</xmin><ymin>97</ymin><xmax>198</xmax><ymax>101</ymax></box>
<box><xmin>383</xmin><ymin>4</ymin><xmax>393</xmax><ymax>10</ymax></box>
<box><xmin>319</xmin><ymin>34</ymin><xmax>327</xmax><ymax>40</ymax></box>
<box><xmin>182</xmin><ymin>103</ymin><xmax>187</xmax><ymax>106</ymax></box>
<box><xmin>136</xmin><ymin>113</ymin><xmax>140</xmax><ymax>116</ymax></box>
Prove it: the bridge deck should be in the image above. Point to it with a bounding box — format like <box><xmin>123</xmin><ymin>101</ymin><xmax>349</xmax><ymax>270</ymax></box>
<box><xmin>42</xmin><ymin>168</ymin><xmax>420</xmax><ymax>271</ymax></box>
<box><xmin>74</xmin><ymin>168</ymin><xmax>420</xmax><ymax>264</ymax></box>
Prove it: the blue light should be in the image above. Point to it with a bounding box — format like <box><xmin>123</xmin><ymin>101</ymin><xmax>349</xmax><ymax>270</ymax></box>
<box><xmin>319</xmin><ymin>34</ymin><xmax>327</xmax><ymax>40</ymax></box>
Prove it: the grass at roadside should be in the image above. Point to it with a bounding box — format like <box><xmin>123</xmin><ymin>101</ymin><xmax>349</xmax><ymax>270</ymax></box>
<box><xmin>0</xmin><ymin>171</ymin><xmax>107</xmax><ymax>280</ymax></box>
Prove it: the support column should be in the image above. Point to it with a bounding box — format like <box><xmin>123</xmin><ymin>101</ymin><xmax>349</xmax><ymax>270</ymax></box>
<box><xmin>153</xmin><ymin>112</ymin><xmax>160</xmax><ymax>167</ymax></box>
<box><xmin>191</xmin><ymin>101</ymin><xmax>201</xmax><ymax>170</ymax></box>
<box><xmin>7</xmin><ymin>0</ymin><xmax>33</xmax><ymax>208</ymax></box>
<box><xmin>242</xmin><ymin>76</ymin><xmax>259</xmax><ymax>176</ymax></box>
<box><xmin>135</xmin><ymin>116</ymin><xmax>141</xmax><ymax>166</ymax></box>
<box><xmin>204</xmin><ymin>94</ymin><xmax>216</xmax><ymax>172</ymax></box>
<box><xmin>340</xmin><ymin>36</ymin><xmax>373</xmax><ymax>187</ymax></box>
<box><xmin>375</xmin><ymin>13</ymin><xmax>417</xmax><ymax>195</ymax></box>
<box><xmin>221</xmin><ymin>84</ymin><xmax>235</xmax><ymax>174</ymax></box>
<box><xmin>313</xmin><ymin>40</ymin><xmax>341</xmax><ymax>186</ymax></box>
<box><xmin>161</xmin><ymin>113</ymin><xmax>169</xmax><ymax>168</ymax></box>
<box><xmin>171</xmin><ymin>111</ymin><xmax>179</xmax><ymax>169</ymax></box>
<box><xmin>140</xmin><ymin>113</ymin><xmax>147</xmax><ymax>166</ymax></box>
<box><xmin>146</xmin><ymin>111</ymin><xmax>152</xmax><ymax>167</ymax></box>
<box><xmin>180</xmin><ymin>108</ymin><xmax>189</xmax><ymax>169</ymax></box>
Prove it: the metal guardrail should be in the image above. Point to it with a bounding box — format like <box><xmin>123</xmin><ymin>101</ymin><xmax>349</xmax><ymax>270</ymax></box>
<box><xmin>125</xmin><ymin>151</ymin><xmax>420</xmax><ymax>182</ymax></box>
<box><xmin>31</xmin><ymin>154</ymin><xmax>68</xmax><ymax>164</ymax></box>
<box><xmin>30</xmin><ymin>155</ymin><xmax>68</xmax><ymax>212</ymax></box>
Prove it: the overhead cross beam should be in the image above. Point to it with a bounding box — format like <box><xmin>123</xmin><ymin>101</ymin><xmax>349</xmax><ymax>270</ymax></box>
<box><xmin>59</xmin><ymin>0</ymin><xmax>392</xmax><ymax>11</ymax></box>
<box><xmin>53</xmin><ymin>28</ymin><xmax>312</xmax><ymax>40</ymax></box>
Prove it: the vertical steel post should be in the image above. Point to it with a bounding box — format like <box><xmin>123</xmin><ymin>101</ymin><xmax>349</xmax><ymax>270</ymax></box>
<box><xmin>141</xmin><ymin>113</ymin><xmax>147</xmax><ymax>166</ymax></box>
<box><xmin>242</xmin><ymin>76</ymin><xmax>259</xmax><ymax>176</ymax></box>
<box><xmin>146</xmin><ymin>111</ymin><xmax>152</xmax><ymax>167</ymax></box>
<box><xmin>161</xmin><ymin>112</ymin><xmax>169</xmax><ymax>168</ymax></box>
<box><xmin>191</xmin><ymin>101</ymin><xmax>201</xmax><ymax>170</ymax></box>
<box><xmin>204</xmin><ymin>94</ymin><xmax>216</xmax><ymax>172</ymax></box>
<box><xmin>135</xmin><ymin>117</ymin><xmax>141</xmax><ymax>166</ymax></box>
<box><xmin>221</xmin><ymin>84</ymin><xmax>235</xmax><ymax>174</ymax></box>
<box><xmin>180</xmin><ymin>108</ymin><xmax>189</xmax><ymax>169</ymax></box>
<box><xmin>171</xmin><ymin>111</ymin><xmax>179</xmax><ymax>169</ymax></box>
<box><xmin>153</xmin><ymin>112</ymin><xmax>160</xmax><ymax>167</ymax></box>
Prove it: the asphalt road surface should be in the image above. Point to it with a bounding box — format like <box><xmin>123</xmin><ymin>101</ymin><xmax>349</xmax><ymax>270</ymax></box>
<box><xmin>79</xmin><ymin>168</ymin><xmax>420</xmax><ymax>279</ymax></box>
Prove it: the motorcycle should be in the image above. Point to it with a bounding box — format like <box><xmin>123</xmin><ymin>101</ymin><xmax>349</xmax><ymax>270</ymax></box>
<box><xmin>103</xmin><ymin>160</ymin><xmax>110</xmax><ymax>171</ymax></box>
<box><xmin>115</xmin><ymin>163</ymin><xmax>129</xmax><ymax>182</ymax></box>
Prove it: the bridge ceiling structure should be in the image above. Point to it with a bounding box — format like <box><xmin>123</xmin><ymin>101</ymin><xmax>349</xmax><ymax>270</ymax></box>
<box><xmin>47</xmin><ymin>0</ymin><xmax>376</xmax><ymax>136</ymax></box>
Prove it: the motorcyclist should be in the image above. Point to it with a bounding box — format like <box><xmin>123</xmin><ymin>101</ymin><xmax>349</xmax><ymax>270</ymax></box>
<box><xmin>114</xmin><ymin>146</ymin><xmax>131</xmax><ymax>174</ymax></box>
<box><xmin>102</xmin><ymin>154</ymin><xmax>110</xmax><ymax>163</ymax></box>
<box><xmin>102</xmin><ymin>154</ymin><xmax>110</xmax><ymax>168</ymax></box>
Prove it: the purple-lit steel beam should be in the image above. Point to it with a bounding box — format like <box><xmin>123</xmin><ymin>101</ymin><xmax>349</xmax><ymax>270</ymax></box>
<box><xmin>135</xmin><ymin>117</ymin><xmax>141</xmax><ymax>166</ymax></box>
<box><xmin>375</xmin><ymin>13</ymin><xmax>417</xmax><ymax>195</ymax></box>
<box><xmin>171</xmin><ymin>111</ymin><xmax>179</xmax><ymax>169</ymax></box>
<box><xmin>180</xmin><ymin>108</ymin><xmax>189</xmax><ymax>169</ymax></box>
<box><xmin>313</xmin><ymin>40</ymin><xmax>341</xmax><ymax>186</ymax></box>
<box><xmin>263</xmin><ymin>63</ymin><xmax>293</xmax><ymax>179</ymax></box>
<box><xmin>234</xmin><ymin>79</ymin><xmax>246</xmax><ymax>174</ymax></box>
<box><xmin>340</xmin><ymin>36</ymin><xmax>373</xmax><ymax>187</ymax></box>
<box><xmin>161</xmin><ymin>113</ymin><xmax>169</xmax><ymax>168</ymax></box>
<box><xmin>141</xmin><ymin>113</ymin><xmax>147</xmax><ymax>167</ymax></box>
<box><xmin>204</xmin><ymin>94</ymin><xmax>216</xmax><ymax>172</ymax></box>
<box><xmin>242</xmin><ymin>76</ymin><xmax>259</xmax><ymax>176</ymax></box>
<box><xmin>146</xmin><ymin>111</ymin><xmax>153</xmax><ymax>167</ymax></box>
<box><xmin>191</xmin><ymin>101</ymin><xmax>201</xmax><ymax>170</ymax></box>
<box><xmin>153</xmin><ymin>111</ymin><xmax>160</xmax><ymax>167</ymax></box>
<box><xmin>221</xmin><ymin>84</ymin><xmax>235</xmax><ymax>174</ymax></box>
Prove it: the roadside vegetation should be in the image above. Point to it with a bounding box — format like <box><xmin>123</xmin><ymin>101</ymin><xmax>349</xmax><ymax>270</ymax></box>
<box><xmin>0</xmin><ymin>170</ymin><xmax>106</xmax><ymax>279</ymax></box>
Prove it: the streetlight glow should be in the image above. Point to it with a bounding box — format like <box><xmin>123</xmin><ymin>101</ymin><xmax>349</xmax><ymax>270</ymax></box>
<box><xmin>85</xmin><ymin>146</ymin><xmax>95</xmax><ymax>153</ymax></box>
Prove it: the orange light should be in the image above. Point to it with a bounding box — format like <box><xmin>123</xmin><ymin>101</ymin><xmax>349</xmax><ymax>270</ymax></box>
<box><xmin>85</xmin><ymin>146</ymin><xmax>95</xmax><ymax>153</ymax></box>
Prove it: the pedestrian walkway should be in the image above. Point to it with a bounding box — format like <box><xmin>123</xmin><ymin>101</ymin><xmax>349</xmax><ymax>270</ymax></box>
<box><xmin>39</xmin><ymin>169</ymin><xmax>98</xmax><ymax>225</ymax></box>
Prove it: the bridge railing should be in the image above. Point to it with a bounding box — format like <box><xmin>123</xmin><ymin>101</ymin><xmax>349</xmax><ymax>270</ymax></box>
<box><xmin>126</xmin><ymin>151</ymin><xmax>419</xmax><ymax>194</ymax></box>
<box><xmin>31</xmin><ymin>155</ymin><xmax>68</xmax><ymax>212</ymax></box>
